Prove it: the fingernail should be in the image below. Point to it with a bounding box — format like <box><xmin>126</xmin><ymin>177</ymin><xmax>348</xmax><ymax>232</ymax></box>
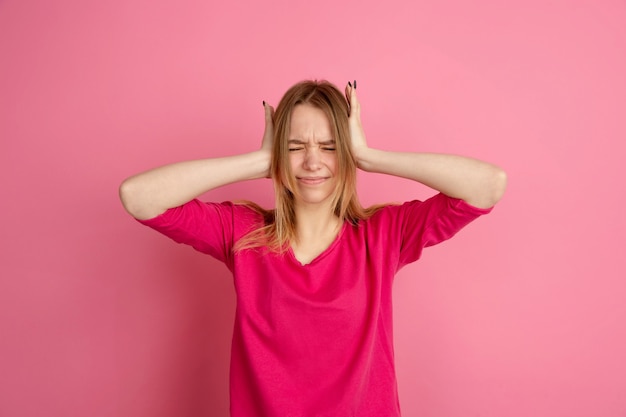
<box><xmin>354</xmin><ymin>80</ymin><xmax>357</xmax><ymax>89</ymax></box>
<box><xmin>348</xmin><ymin>81</ymin><xmax>352</xmax><ymax>87</ymax></box>
<box><xmin>263</xmin><ymin>100</ymin><xmax>265</xmax><ymax>106</ymax></box>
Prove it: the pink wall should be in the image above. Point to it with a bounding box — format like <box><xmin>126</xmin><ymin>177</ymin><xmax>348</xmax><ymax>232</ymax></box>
<box><xmin>1</xmin><ymin>0</ymin><xmax>625</xmax><ymax>416</ymax></box>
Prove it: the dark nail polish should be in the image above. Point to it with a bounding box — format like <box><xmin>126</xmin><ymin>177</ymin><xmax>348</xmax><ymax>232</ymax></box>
<box><xmin>354</xmin><ymin>80</ymin><xmax>357</xmax><ymax>89</ymax></box>
<box><xmin>348</xmin><ymin>81</ymin><xmax>352</xmax><ymax>87</ymax></box>
<box><xmin>263</xmin><ymin>100</ymin><xmax>265</xmax><ymax>106</ymax></box>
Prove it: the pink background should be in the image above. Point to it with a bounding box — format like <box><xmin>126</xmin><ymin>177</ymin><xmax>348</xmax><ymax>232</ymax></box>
<box><xmin>1</xmin><ymin>0</ymin><xmax>625</xmax><ymax>416</ymax></box>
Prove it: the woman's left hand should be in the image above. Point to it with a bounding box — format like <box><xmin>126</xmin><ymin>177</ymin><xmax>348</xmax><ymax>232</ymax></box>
<box><xmin>345</xmin><ymin>81</ymin><xmax>369</xmax><ymax>167</ymax></box>
<box><xmin>343</xmin><ymin>80</ymin><xmax>506</xmax><ymax>207</ymax></box>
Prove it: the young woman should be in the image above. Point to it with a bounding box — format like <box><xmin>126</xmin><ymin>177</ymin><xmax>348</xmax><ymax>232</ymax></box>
<box><xmin>120</xmin><ymin>80</ymin><xmax>507</xmax><ymax>417</ymax></box>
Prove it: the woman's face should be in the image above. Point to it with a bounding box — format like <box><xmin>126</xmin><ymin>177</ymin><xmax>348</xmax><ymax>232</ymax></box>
<box><xmin>287</xmin><ymin>104</ymin><xmax>338</xmax><ymax>208</ymax></box>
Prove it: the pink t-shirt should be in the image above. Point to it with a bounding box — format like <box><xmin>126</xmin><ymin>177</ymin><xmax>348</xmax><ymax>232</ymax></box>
<box><xmin>139</xmin><ymin>193</ymin><xmax>492</xmax><ymax>416</ymax></box>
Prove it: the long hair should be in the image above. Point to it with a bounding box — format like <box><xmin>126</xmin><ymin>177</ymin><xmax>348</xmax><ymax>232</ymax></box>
<box><xmin>235</xmin><ymin>79</ymin><xmax>383</xmax><ymax>253</ymax></box>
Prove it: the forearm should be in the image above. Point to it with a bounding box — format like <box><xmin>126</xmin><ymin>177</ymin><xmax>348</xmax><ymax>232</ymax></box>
<box><xmin>119</xmin><ymin>150</ymin><xmax>270</xmax><ymax>220</ymax></box>
<box><xmin>356</xmin><ymin>149</ymin><xmax>507</xmax><ymax>208</ymax></box>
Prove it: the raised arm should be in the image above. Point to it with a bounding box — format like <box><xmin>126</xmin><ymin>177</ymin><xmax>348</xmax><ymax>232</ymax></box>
<box><xmin>119</xmin><ymin>103</ymin><xmax>275</xmax><ymax>220</ymax></box>
<box><xmin>345</xmin><ymin>82</ymin><xmax>507</xmax><ymax>209</ymax></box>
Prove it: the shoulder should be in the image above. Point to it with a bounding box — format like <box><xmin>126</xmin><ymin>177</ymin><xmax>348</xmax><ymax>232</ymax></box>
<box><xmin>138</xmin><ymin>199</ymin><xmax>266</xmax><ymax>236</ymax></box>
<box><xmin>373</xmin><ymin>193</ymin><xmax>491</xmax><ymax>219</ymax></box>
<box><xmin>355</xmin><ymin>194</ymin><xmax>494</xmax><ymax>267</ymax></box>
<box><xmin>361</xmin><ymin>193</ymin><xmax>492</xmax><ymax>236</ymax></box>
<box><xmin>135</xmin><ymin>199</ymin><xmax>269</xmax><ymax>261</ymax></box>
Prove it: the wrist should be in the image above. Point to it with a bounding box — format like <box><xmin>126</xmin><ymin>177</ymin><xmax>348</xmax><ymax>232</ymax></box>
<box><xmin>352</xmin><ymin>146</ymin><xmax>378</xmax><ymax>172</ymax></box>
<box><xmin>252</xmin><ymin>149</ymin><xmax>272</xmax><ymax>179</ymax></box>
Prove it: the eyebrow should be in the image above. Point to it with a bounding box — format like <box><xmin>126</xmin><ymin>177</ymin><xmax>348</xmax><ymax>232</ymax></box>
<box><xmin>288</xmin><ymin>139</ymin><xmax>336</xmax><ymax>145</ymax></box>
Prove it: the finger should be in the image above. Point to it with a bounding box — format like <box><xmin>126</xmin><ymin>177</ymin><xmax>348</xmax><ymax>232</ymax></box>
<box><xmin>345</xmin><ymin>82</ymin><xmax>354</xmax><ymax>115</ymax></box>
<box><xmin>263</xmin><ymin>101</ymin><xmax>275</xmax><ymax>124</ymax></box>
<box><xmin>346</xmin><ymin>81</ymin><xmax>360</xmax><ymax>117</ymax></box>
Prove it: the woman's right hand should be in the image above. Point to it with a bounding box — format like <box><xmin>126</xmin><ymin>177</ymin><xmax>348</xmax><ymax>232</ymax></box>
<box><xmin>120</xmin><ymin>103</ymin><xmax>278</xmax><ymax>219</ymax></box>
<box><xmin>261</xmin><ymin>101</ymin><xmax>275</xmax><ymax>177</ymax></box>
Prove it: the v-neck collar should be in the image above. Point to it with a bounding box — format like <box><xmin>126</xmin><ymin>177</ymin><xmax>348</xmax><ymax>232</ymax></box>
<box><xmin>287</xmin><ymin>221</ymin><xmax>348</xmax><ymax>267</ymax></box>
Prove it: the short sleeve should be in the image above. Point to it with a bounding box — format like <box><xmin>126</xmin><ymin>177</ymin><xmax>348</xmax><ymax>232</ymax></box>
<box><xmin>393</xmin><ymin>193</ymin><xmax>493</xmax><ymax>267</ymax></box>
<box><xmin>136</xmin><ymin>199</ymin><xmax>260</xmax><ymax>269</ymax></box>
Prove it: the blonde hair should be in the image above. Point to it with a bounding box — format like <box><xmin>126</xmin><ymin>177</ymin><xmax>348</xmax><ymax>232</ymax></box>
<box><xmin>235</xmin><ymin>79</ymin><xmax>383</xmax><ymax>253</ymax></box>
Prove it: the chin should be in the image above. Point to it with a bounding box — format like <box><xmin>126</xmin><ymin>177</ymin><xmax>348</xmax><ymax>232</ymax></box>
<box><xmin>297</xmin><ymin>193</ymin><xmax>334</xmax><ymax>207</ymax></box>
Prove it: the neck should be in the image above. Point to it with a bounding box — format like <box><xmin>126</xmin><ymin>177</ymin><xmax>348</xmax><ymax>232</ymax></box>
<box><xmin>290</xmin><ymin>202</ymin><xmax>343</xmax><ymax>265</ymax></box>
<box><xmin>293</xmin><ymin>202</ymin><xmax>341</xmax><ymax>243</ymax></box>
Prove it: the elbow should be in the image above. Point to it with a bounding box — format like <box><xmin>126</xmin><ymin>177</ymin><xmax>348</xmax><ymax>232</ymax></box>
<box><xmin>487</xmin><ymin>166</ymin><xmax>508</xmax><ymax>207</ymax></box>
<box><xmin>465</xmin><ymin>166</ymin><xmax>507</xmax><ymax>209</ymax></box>
<box><xmin>119</xmin><ymin>178</ymin><xmax>136</xmax><ymax>216</ymax></box>
<box><xmin>119</xmin><ymin>177</ymin><xmax>147</xmax><ymax>219</ymax></box>
<box><xmin>119</xmin><ymin>177</ymin><xmax>165</xmax><ymax>220</ymax></box>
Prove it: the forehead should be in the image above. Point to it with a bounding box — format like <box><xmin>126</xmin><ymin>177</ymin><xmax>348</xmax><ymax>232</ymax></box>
<box><xmin>289</xmin><ymin>104</ymin><xmax>332</xmax><ymax>139</ymax></box>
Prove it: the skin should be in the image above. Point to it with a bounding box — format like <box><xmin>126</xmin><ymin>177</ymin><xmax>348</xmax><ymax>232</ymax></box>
<box><xmin>287</xmin><ymin>103</ymin><xmax>338</xmax><ymax>208</ymax></box>
<box><xmin>119</xmin><ymin>82</ymin><xmax>507</xmax><ymax>263</ymax></box>
<box><xmin>344</xmin><ymin>83</ymin><xmax>506</xmax><ymax>210</ymax></box>
<box><xmin>286</xmin><ymin>104</ymin><xmax>341</xmax><ymax>264</ymax></box>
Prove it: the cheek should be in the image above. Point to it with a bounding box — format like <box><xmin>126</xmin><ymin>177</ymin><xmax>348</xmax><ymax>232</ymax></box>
<box><xmin>288</xmin><ymin>154</ymin><xmax>300</xmax><ymax>171</ymax></box>
<box><xmin>326</xmin><ymin>154</ymin><xmax>338</xmax><ymax>174</ymax></box>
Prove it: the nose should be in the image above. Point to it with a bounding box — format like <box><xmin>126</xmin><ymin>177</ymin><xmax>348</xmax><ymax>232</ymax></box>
<box><xmin>302</xmin><ymin>147</ymin><xmax>322</xmax><ymax>170</ymax></box>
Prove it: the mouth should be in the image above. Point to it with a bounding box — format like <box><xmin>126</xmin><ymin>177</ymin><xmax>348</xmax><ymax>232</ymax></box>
<box><xmin>297</xmin><ymin>176</ymin><xmax>328</xmax><ymax>185</ymax></box>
